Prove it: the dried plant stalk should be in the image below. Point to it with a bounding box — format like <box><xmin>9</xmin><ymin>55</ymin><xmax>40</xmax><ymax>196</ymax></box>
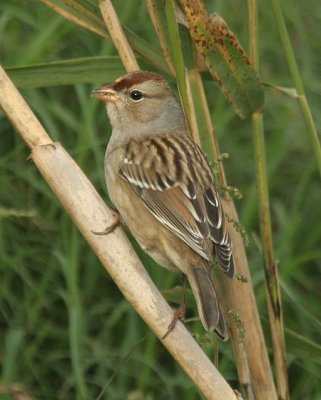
<box><xmin>99</xmin><ymin>0</ymin><xmax>139</xmax><ymax>72</ymax></box>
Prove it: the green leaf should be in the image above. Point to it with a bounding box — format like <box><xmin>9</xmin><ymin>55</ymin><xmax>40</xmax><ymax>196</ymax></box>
<box><xmin>4</xmin><ymin>56</ymin><xmax>126</xmax><ymax>88</ymax></box>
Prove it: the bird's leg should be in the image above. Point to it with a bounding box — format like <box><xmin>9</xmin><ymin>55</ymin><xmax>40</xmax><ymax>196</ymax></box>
<box><xmin>162</xmin><ymin>276</ymin><xmax>187</xmax><ymax>339</ymax></box>
<box><xmin>91</xmin><ymin>208</ymin><xmax>122</xmax><ymax>235</ymax></box>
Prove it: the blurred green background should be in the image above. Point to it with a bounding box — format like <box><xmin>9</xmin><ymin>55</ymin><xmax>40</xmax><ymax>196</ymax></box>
<box><xmin>0</xmin><ymin>1</ymin><xmax>320</xmax><ymax>399</ymax></box>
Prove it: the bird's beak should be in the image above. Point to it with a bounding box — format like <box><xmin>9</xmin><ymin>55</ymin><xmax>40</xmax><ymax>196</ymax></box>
<box><xmin>91</xmin><ymin>85</ymin><xmax>118</xmax><ymax>103</ymax></box>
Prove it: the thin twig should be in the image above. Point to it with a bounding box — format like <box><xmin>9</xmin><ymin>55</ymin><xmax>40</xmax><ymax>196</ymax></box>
<box><xmin>96</xmin><ymin>337</ymin><xmax>146</xmax><ymax>400</ymax></box>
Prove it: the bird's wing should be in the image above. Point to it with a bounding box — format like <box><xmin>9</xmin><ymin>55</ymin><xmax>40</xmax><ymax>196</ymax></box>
<box><xmin>119</xmin><ymin>134</ymin><xmax>234</xmax><ymax>276</ymax></box>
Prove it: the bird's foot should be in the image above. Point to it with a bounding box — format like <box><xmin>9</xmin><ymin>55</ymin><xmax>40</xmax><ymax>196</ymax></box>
<box><xmin>162</xmin><ymin>303</ymin><xmax>186</xmax><ymax>339</ymax></box>
<box><xmin>92</xmin><ymin>209</ymin><xmax>122</xmax><ymax>235</ymax></box>
<box><xmin>162</xmin><ymin>278</ymin><xmax>187</xmax><ymax>339</ymax></box>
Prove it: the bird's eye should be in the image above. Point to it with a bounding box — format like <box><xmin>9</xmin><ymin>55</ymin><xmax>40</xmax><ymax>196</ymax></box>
<box><xmin>129</xmin><ymin>90</ymin><xmax>144</xmax><ymax>101</ymax></box>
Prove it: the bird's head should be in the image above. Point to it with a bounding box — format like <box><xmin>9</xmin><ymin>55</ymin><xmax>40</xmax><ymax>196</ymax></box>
<box><xmin>92</xmin><ymin>71</ymin><xmax>185</xmax><ymax>135</ymax></box>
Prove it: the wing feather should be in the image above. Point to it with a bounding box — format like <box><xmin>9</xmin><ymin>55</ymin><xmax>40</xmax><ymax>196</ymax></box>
<box><xmin>119</xmin><ymin>135</ymin><xmax>234</xmax><ymax>277</ymax></box>
<box><xmin>140</xmin><ymin>188</ymin><xmax>210</xmax><ymax>259</ymax></box>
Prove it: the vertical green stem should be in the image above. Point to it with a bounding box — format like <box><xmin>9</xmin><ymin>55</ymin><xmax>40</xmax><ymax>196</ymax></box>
<box><xmin>164</xmin><ymin>0</ymin><xmax>191</xmax><ymax>125</ymax></box>
<box><xmin>251</xmin><ymin>112</ymin><xmax>274</xmax><ymax>269</ymax></box>
<box><xmin>269</xmin><ymin>0</ymin><xmax>321</xmax><ymax>177</ymax></box>
<box><xmin>248</xmin><ymin>1</ymin><xmax>289</xmax><ymax>399</ymax></box>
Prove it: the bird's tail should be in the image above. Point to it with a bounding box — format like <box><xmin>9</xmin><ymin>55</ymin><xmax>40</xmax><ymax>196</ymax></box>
<box><xmin>187</xmin><ymin>264</ymin><xmax>228</xmax><ymax>341</ymax></box>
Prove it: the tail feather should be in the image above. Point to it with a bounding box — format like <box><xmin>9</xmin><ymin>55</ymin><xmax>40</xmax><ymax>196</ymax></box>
<box><xmin>187</xmin><ymin>265</ymin><xmax>228</xmax><ymax>341</ymax></box>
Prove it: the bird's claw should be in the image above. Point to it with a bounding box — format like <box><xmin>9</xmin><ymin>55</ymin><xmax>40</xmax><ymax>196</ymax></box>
<box><xmin>92</xmin><ymin>210</ymin><xmax>122</xmax><ymax>235</ymax></box>
<box><xmin>162</xmin><ymin>303</ymin><xmax>186</xmax><ymax>339</ymax></box>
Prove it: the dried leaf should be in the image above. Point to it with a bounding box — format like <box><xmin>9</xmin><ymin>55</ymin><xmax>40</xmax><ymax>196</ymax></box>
<box><xmin>181</xmin><ymin>0</ymin><xmax>264</xmax><ymax>118</ymax></box>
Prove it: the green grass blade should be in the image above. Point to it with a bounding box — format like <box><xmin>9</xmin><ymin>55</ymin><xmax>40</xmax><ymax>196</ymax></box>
<box><xmin>164</xmin><ymin>0</ymin><xmax>190</xmax><ymax>118</ymax></box>
<box><xmin>269</xmin><ymin>0</ymin><xmax>321</xmax><ymax>176</ymax></box>
<box><xmin>5</xmin><ymin>57</ymin><xmax>125</xmax><ymax>87</ymax></box>
<box><xmin>39</xmin><ymin>0</ymin><xmax>170</xmax><ymax>74</ymax></box>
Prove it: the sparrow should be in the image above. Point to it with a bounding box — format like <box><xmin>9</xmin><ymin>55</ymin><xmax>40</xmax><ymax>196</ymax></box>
<box><xmin>93</xmin><ymin>71</ymin><xmax>235</xmax><ymax>340</ymax></box>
